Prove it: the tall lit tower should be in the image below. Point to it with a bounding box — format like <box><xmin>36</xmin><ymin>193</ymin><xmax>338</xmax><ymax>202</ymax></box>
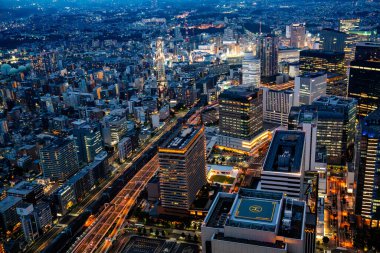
<box><xmin>257</xmin><ymin>34</ymin><xmax>279</xmax><ymax>78</ymax></box>
<box><xmin>155</xmin><ymin>37</ymin><xmax>166</xmax><ymax>96</ymax></box>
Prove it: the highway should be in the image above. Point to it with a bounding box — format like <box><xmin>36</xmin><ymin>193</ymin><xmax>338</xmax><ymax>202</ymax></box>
<box><xmin>69</xmin><ymin>154</ymin><xmax>159</xmax><ymax>253</ymax></box>
<box><xmin>27</xmin><ymin>119</ymin><xmax>176</xmax><ymax>253</ymax></box>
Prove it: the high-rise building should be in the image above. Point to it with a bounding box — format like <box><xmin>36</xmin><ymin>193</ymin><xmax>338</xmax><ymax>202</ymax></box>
<box><xmin>219</xmin><ymin>87</ymin><xmax>263</xmax><ymax>140</ymax></box>
<box><xmin>319</xmin><ymin>28</ymin><xmax>346</xmax><ymax>53</ymax></box>
<box><xmin>39</xmin><ymin>138</ymin><xmax>79</xmax><ymax>182</ymax></box>
<box><xmin>289</xmin><ymin>23</ymin><xmax>306</xmax><ymax>49</ymax></box>
<box><xmin>294</xmin><ymin>72</ymin><xmax>327</xmax><ymax>106</ymax></box>
<box><xmin>299</xmin><ymin>50</ymin><xmax>346</xmax><ymax>75</ymax></box>
<box><xmin>202</xmin><ymin>189</ymin><xmax>307</xmax><ymax>253</ymax></box>
<box><xmin>290</xmin><ymin>96</ymin><xmax>357</xmax><ymax>165</ymax></box>
<box><xmin>73</xmin><ymin>120</ymin><xmax>103</xmax><ymax>164</ymax></box>
<box><xmin>261</xmin><ymin>130</ymin><xmax>306</xmax><ymax>198</ymax></box>
<box><xmin>241</xmin><ymin>52</ymin><xmax>260</xmax><ymax>89</ymax></box>
<box><xmin>354</xmin><ymin>42</ymin><xmax>380</xmax><ymax>61</ymax></box>
<box><xmin>0</xmin><ymin>196</ymin><xmax>23</xmax><ymax>233</ymax></box>
<box><xmin>348</xmin><ymin>60</ymin><xmax>380</xmax><ymax>117</ymax></box>
<box><xmin>158</xmin><ymin>125</ymin><xmax>206</xmax><ymax>213</ymax></box>
<box><xmin>17</xmin><ymin>202</ymin><xmax>52</xmax><ymax>243</ymax></box>
<box><xmin>257</xmin><ymin>34</ymin><xmax>279</xmax><ymax>77</ymax></box>
<box><xmin>355</xmin><ymin>109</ymin><xmax>380</xmax><ymax>226</ymax></box>
<box><xmin>101</xmin><ymin>115</ymin><xmax>131</xmax><ymax>146</ymax></box>
<box><xmin>326</xmin><ymin>73</ymin><xmax>348</xmax><ymax>97</ymax></box>
<box><xmin>262</xmin><ymin>87</ymin><xmax>295</xmax><ymax>126</ymax></box>
<box><xmin>155</xmin><ymin>37</ymin><xmax>166</xmax><ymax>94</ymax></box>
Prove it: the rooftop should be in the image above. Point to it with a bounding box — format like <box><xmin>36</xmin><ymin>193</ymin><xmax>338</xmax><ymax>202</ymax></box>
<box><xmin>263</xmin><ymin>130</ymin><xmax>305</xmax><ymax>173</ymax></box>
<box><xmin>159</xmin><ymin>125</ymin><xmax>203</xmax><ymax>152</ymax></box>
<box><xmin>7</xmin><ymin>181</ymin><xmax>42</xmax><ymax>196</ymax></box>
<box><xmin>0</xmin><ymin>196</ymin><xmax>22</xmax><ymax>213</ymax></box>
<box><xmin>219</xmin><ymin>86</ymin><xmax>260</xmax><ymax>102</ymax></box>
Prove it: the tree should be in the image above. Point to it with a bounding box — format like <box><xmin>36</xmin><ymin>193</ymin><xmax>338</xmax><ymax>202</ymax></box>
<box><xmin>181</xmin><ymin>232</ymin><xmax>186</xmax><ymax>238</ymax></box>
<box><xmin>193</xmin><ymin>234</ymin><xmax>198</xmax><ymax>242</ymax></box>
<box><xmin>161</xmin><ymin>230</ymin><xmax>166</xmax><ymax>237</ymax></box>
<box><xmin>143</xmin><ymin>227</ymin><xmax>147</xmax><ymax>235</ymax></box>
<box><xmin>150</xmin><ymin>228</ymin><xmax>154</xmax><ymax>234</ymax></box>
<box><xmin>155</xmin><ymin>229</ymin><xmax>160</xmax><ymax>237</ymax></box>
<box><xmin>137</xmin><ymin>227</ymin><xmax>142</xmax><ymax>234</ymax></box>
<box><xmin>187</xmin><ymin>234</ymin><xmax>192</xmax><ymax>241</ymax></box>
<box><xmin>323</xmin><ymin>236</ymin><xmax>330</xmax><ymax>245</ymax></box>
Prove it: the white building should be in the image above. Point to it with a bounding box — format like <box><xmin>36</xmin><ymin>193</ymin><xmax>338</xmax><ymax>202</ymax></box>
<box><xmin>201</xmin><ymin>189</ymin><xmax>307</xmax><ymax>253</ymax></box>
<box><xmin>261</xmin><ymin>130</ymin><xmax>306</xmax><ymax>199</ymax></box>
<box><xmin>294</xmin><ymin>72</ymin><xmax>327</xmax><ymax>106</ymax></box>
<box><xmin>241</xmin><ymin>53</ymin><xmax>260</xmax><ymax>89</ymax></box>
<box><xmin>262</xmin><ymin>88</ymin><xmax>294</xmax><ymax>126</ymax></box>
<box><xmin>118</xmin><ymin>137</ymin><xmax>132</xmax><ymax>163</ymax></box>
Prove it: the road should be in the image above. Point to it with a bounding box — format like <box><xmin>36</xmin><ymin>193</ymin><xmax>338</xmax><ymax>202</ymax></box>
<box><xmin>27</xmin><ymin>119</ymin><xmax>177</xmax><ymax>253</ymax></box>
<box><xmin>68</xmin><ymin>118</ymin><xmax>179</xmax><ymax>253</ymax></box>
<box><xmin>69</xmin><ymin>154</ymin><xmax>159</xmax><ymax>253</ymax></box>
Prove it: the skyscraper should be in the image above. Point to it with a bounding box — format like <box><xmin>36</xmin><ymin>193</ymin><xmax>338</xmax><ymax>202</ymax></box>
<box><xmin>262</xmin><ymin>87</ymin><xmax>295</xmax><ymax>126</ymax></box>
<box><xmin>39</xmin><ymin>138</ymin><xmax>79</xmax><ymax>182</ymax></box>
<box><xmin>219</xmin><ymin>87</ymin><xmax>263</xmax><ymax>140</ymax></box>
<box><xmin>294</xmin><ymin>72</ymin><xmax>327</xmax><ymax>106</ymax></box>
<box><xmin>241</xmin><ymin>52</ymin><xmax>260</xmax><ymax>89</ymax></box>
<box><xmin>289</xmin><ymin>23</ymin><xmax>306</xmax><ymax>49</ymax></box>
<box><xmin>299</xmin><ymin>50</ymin><xmax>346</xmax><ymax>75</ymax></box>
<box><xmin>73</xmin><ymin>120</ymin><xmax>103</xmax><ymax>164</ymax></box>
<box><xmin>155</xmin><ymin>37</ymin><xmax>166</xmax><ymax>94</ymax></box>
<box><xmin>319</xmin><ymin>28</ymin><xmax>346</xmax><ymax>53</ymax></box>
<box><xmin>290</xmin><ymin>96</ymin><xmax>357</xmax><ymax>165</ymax></box>
<box><xmin>355</xmin><ymin>109</ymin><xmax>380</xmax><ymax>226</ymax></box>
<box><xmin>354</xmin><ymin>42</ymin><xmax>380</xmax><ymax>61</ymax></box>
<box><xmin>348</xmin><ymin>43</ymin><xmax>380</xmax><ymax>117</ymax></box>
<box><xmin>158</xmin><ymin>125</ymin><xmax>206</xmax><ymax>213</ymax></box>
<box><xmin>257</xmin><ymin>34</ymin><xmax>279</xmax><ymax>78</ymax></box>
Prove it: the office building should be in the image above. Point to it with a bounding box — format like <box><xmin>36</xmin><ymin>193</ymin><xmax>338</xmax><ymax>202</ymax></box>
<box><xmin>241</xmin><ymin>52</ymin><xmax>260</xmax><ymax>89</ymax></box>
<box><xmin>219</xmin><ymin>87</ymin><xmax>263</xmax><ymax>139</ymax></box>
<box><xmin>155</xmin><ymin>37</ymin><xmax>166</xmax><ymax>93</ymax></box>
<box><xmin>218</xmin><ymin>87</ymin><xmax>264</xmax><ymax>153</ymax></box>
<box><xmin>54</xmin><ymin>185</ymin><xmax>77</xmax><ymax>216</ymax></box>
<box><xmin>290</xmin><ymin>96</ymin><xmax>357</xmax><ymax>165</ymax></box>
<box><xmin>158</xmin><ymin>125</ymin><xmax>206</xmax><ymax>213</ymax></box>
<box><xmin>354</xmin><ymin>42</ymin><xmax>380</xmax><ymax>61</ymax></box>
<box><xmin>39</xmin><ymin>138</ymin><xmax>79</xmax><ymax>182</ymax></box>
<box><xmin>262</xmin><ymin>87</ymin><xmax>295</xmax><ymax>126</ymax></box>
<box><xmin>355</xmin><ymin>109</ymin><xmax>380</xmax><ymax>227</ymax></box>
<box><xmin>202</xmin><ymin>189</ymin><xmax>307</xmax><ymax>253</ymax></box>
<box><xmin>348</xmin><ymin>60</ymin><xmax>380</xmax><ymax>117</ymax></box>
<box><xmin>17</xmin><ymin>202</ymin><xmax>52</xmax><ymax>243</ymax></box>
<box><xmin>326</xmin><ymin>73</ymin><xmax>348</xmax><ymax>97</ymax></box>
<box><xmin>288</xmin><ymin>107</ymin><xmax>319</xmax><ymax>172</ymax></box>
<box><xmin>7</xmin><ymin>181</ymin><xmax>44</xmax><ymax>204</ymax></box>
<box><xmin>289</xmin><ymin>23</ymin><xmax>306</xmax><ymax>49</ymax></box>
<box><xmin>118</xmin><ymin>136</ymin><xmax>132</xmax><ymax>162</ymax></box>
<box><xmin>101</xmin><ymin>115</ymin><xmax>131</xmax><ymax>146</ymax></box>
<box><xmin>299</xmin><ymin>50</ymin><xmax>345</xmax><ymax>75</ymax></box>
<box><xmin>257</xmin><ymin>34</ymin><xmax>279</xmax><ymax>77</ymax></box>
<box><xmin>319</xmin><ymin>28</ymin><xmax>346</xmax><ymax>52</ymax></box>
<box><xmin>73</xmin><ymin>120</ymin><xmax>103</xmax><ymax>164</ymax></box>
<box><xmin>0</xmin><ymin>196</ymin><xmax>23</xmax><ymax>233</ymax></box>
<box><xmin>294</xmin><ymin>72</ymin><xmax>327</xmax><ymax>106</ymax></box>
<box><xmin>261</xmin><ymin>130</ymin><xmax>306</xmax><ymax>198</ymax></box>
